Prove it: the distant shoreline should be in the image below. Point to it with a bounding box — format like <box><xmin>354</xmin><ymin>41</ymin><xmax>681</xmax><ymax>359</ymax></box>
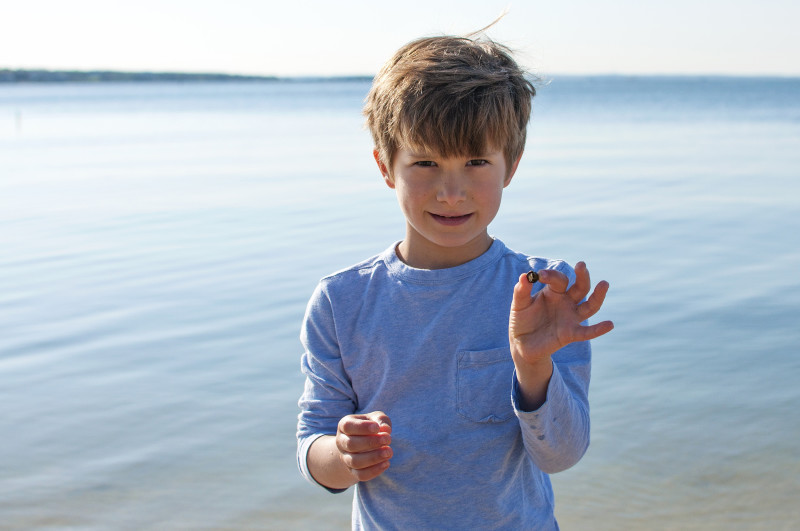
<box><xmin>0</xmin><ymin>69</ymin><xmax>373</xmax><ymax>83</ymax></box>
<box><xmin>2</xmin><ymin>69</ymin><xmax>797</xmax><ymax>84</ymax></box>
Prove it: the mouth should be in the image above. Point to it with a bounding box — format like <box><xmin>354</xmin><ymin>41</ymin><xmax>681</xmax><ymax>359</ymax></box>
<box><xmin>430</xmin><ymin>213</ymin><xmax>473</xmax><ymax>226</ymax></box>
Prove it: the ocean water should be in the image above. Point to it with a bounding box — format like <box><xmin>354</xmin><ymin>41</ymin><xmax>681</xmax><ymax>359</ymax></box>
<box><xmin>1</xmin><ymin>76</ymin><xmax>799</xmax><ymax>530</ymax></box>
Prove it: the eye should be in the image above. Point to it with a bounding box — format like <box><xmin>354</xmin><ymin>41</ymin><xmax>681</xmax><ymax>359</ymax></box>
<box><xmin>466</xmin><ymin>159</ymin><xmax>489</xmax><ymax>166</ymax></box>
<box><xmin>414</xmin><ymin>160</ymin><xmax>437</xmax><ymax>167</ymax></box>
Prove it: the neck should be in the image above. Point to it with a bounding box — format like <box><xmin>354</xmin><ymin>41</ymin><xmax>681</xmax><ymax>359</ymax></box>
<box><xmin>396</xmin><ymin>232</ymin><xmax>493</xmax><ymax>270</ymax></box>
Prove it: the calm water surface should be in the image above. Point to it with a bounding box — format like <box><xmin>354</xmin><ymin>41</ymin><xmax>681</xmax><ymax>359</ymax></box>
<box><xmin>1</xmin><ymin>77</ymin><xmax>799</xmax><ymax>529</ymax></box>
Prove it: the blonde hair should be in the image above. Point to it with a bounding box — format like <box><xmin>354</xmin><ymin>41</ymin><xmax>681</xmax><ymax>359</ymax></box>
<box><xmin>364</xmin><ymin>34</ymin><xmax>536</xmax><ymax>170</ymax></box>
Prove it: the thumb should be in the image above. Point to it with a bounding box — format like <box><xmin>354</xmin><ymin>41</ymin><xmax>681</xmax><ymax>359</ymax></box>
<box><xmin>510</xmin><ymin>272</ymin><xmax>535</xmax><ymax>311</ymax></box>
<box><xmin>367</xmin><ymin>411</ymin><xmax>392</xmax><ymax>433</ymax></box>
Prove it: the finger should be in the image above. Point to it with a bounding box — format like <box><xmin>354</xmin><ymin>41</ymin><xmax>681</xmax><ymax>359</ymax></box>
<box><xmin>572</xmin><ymin>320</ymin><xmax>615</xmax><ymax>342</ymax></box>
<box><xmin>510</xmin><ymin>273</ymin><xmax>535</xmax><ymax>311</ymax></box>
<box><xmin>348</xmin><ymin>455</ymin><xmax>392</xmax><ymax>482</ymax></box>
<box><xmin>337</xmin><ymin>412</ymin><xmax>392</xmax><ymax>453</ymax></box>
<box><xmin>538</xmin><ymin>268</ymin><xmax>569</xmax><ymax>294</ymax></box>
<box><xmin>341</xmin><ymin>446</ymin><xmax>393</xmax><ymax>473</ymax></box>
<box><xmin>568</xmin><ymin>261</ymin><xmax>590</xmax><ymax>303</ymax></box>
<box><xmin>339</xmin><ymin>413</ymin><xmax>389</xmax><ymax>436</ymax></box>
<box><xmin>577</xmin><ymin>280</ymin><xmax>610</xmax><ymax>321</ymax></box>
<box><xmin>366</xmin><ymin>411</ymin><xmax>392</xmax><ymax>434</ymax></box>
<box><xmin>337</xmin><ymin>430</ymin><xmax>392</xmax><ymax>453</ymax></box>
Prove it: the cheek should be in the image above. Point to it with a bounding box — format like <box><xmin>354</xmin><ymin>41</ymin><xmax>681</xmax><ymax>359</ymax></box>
<box><xmin>392</xmin><ymin>183</ymin><xmax>418</xmax><ymax>216</ymax></box>
<box><xmin>475</xmin><ymin>181</ymin><xmax>504</xmax><ymax>206</ymax></box>
<box><xmin>395</xmin><ymin>180</ymin><xmax>429</xmax><ymax>203</ymax></box>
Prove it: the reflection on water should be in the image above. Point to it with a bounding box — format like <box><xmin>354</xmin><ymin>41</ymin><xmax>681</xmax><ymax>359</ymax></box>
<box><xmin>1</xmin><ymin>78</ymin><xmax>799</xmax><ymax>529</ymax></box>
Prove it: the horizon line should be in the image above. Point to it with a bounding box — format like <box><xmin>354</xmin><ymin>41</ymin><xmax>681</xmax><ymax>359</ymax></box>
<box><xmin>2</xmin><ymin>68</ymin><xmax>799</xmax><ymax>83</ymax></box>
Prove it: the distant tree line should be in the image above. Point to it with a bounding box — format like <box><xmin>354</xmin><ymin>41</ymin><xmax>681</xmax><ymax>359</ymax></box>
<box><xmin>0</xmin><ymin>70</ymin><xmax>279</xmax><ymax>83</ymax></box>
<box><xmin>0</xmin><ymin>69</ymin><xmax>374</xmax><ymax>83</ymax></box>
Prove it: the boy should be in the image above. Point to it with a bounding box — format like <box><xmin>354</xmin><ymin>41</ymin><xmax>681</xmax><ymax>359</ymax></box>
<box><xmin>297</xmin><ymin>34</ymin><xmax>613</xmax><ymax>529</ymax></box>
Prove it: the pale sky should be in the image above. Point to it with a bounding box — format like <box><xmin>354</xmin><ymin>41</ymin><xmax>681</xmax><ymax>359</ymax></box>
<box><xmin>2</xmin><ymin>0</ymin><xmax>799</xmax><ymax>77</ymax></box>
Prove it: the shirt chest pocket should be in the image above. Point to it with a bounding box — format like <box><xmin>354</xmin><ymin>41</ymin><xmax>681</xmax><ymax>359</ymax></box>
<box><xmin>456</xmin><ymin>348</ymin><xmax>515</xmax><ymax>423</ymax></box>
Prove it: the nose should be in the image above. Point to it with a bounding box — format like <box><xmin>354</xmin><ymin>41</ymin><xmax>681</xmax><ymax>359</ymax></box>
<box><xmin>436</xmin><ymin>172</ymin><xmax>467</xmax><ymax>205</ymax></box>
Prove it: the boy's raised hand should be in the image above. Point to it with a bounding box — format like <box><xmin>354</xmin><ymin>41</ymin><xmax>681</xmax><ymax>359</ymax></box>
<box><xmin>335</xmin><ymin>411</ymin><xmax>393</xmax><ymax>483</ymax></box>
<box><xmin>509</xmin><ymin>262</ymin><xmax>613</xmax><ymax>370</ymax></box>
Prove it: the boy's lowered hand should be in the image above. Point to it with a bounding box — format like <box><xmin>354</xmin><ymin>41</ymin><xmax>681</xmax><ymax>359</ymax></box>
<box><xmin>508</xmin><ymin>262</ymin><xmax>613</xmax><ymax>409</ymax></box>
<box><xmin>306</xmin><ymin>411</ymin><xmax>392</xmax><ymax>489</ymax></box>
<box><xmin>335</xmin><ymin>411</ymin><xmax>393</xmax><ymax>483</ymax></box>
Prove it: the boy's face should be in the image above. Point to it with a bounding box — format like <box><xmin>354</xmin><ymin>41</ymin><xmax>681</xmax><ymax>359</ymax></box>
<box><xmin>375</xmin><ymin>146</ymin><xmax>520</xmax><ymax>270</ymax></box>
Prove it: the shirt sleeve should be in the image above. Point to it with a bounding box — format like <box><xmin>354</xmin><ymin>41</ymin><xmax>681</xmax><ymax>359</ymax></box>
<box><xmin>511</xmin><ymin>341</ymin><xmax>591</xmax><ymax>473</ymax></box>
<box><xmin>296</xmin><ymin>281</ymin><xmax>356</xmax><ymax>492</ymax></box>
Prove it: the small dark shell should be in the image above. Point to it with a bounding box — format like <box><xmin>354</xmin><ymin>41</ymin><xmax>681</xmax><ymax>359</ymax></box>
<box><xmin>526</xmin><ymin>270</ymin><xmax>539</xmax><ymax>284</ymax></box>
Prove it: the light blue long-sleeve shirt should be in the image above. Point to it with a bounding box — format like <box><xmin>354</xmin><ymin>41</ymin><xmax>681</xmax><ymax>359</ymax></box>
<box><xmin>297</xmin><ymin>239</ymin><xmax>591</xmax><ymax>530</ymax></box>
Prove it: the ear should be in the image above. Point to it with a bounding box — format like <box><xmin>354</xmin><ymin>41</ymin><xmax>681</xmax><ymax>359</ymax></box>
<box><xmin>503</xmin><ymin>152</ymin><xmax>523</xmax><ymax>188</ymax></box>
<box><xmin>374</xmin><ymin>149</ymin><xmax>395</xmax><ymax>189</ymax></box>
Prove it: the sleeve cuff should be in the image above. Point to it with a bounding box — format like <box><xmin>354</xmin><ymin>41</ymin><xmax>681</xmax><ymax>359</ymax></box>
<box><xmin>297</xmin><ymin>433</ymin><xmax>348</xmax><ymax>494</ymax></box>
<box><xmin>511</xmin><ymin>362</ymin><xmax>568</xmax><ymax>416</ymax></box>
